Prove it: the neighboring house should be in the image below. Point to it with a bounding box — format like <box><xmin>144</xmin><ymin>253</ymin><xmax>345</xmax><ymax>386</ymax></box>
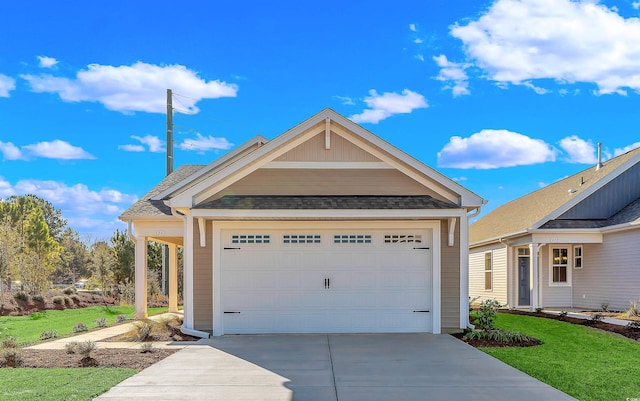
<box><xmin>469</xmin><ymin>146</ymin><xmax>640</xmax><ymax>311</ymax></box>
<box><xmin>120</xmin><ymin>109</ymin><xmax>485</xmax><ymax>336</ymax></box>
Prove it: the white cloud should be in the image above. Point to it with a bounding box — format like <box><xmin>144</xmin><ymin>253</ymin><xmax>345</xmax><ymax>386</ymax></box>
<box><xmin>538</xmin><ymin>182</ymin><xmax>548</xmax><ymax>188</ymax></box>
<box><xmin>558</xmin><ymin>135</ymin><xmax>597</xmax><ymax>164</ymax></box>
<box><xmin>433</xmin><ymin>55</ymin><xmax>470</xmax><ymax>96</ymax></box>
<box><xmin>416</xmin><ymin>54</ymin><xmax>425</xmax><ymax>62</ymax></box>
<box><xmin>452</xmin><ymin>176</ymin><xmax>468</xmax><ymax>182</ymax></box>
<box><xmin>23</xmin><ymin>140</ymin><xmax>95</xmax><ymax>160</ymax></box>
<box><xmin>409</xmin><ymin>23</ymin><xmax>417</xmax><ymax>32</ymax></box>
<box><xmin>613</xmin><ymin>141</ymin><xmax>640</xmax><ymax>156</ymax></box>
<box><xmin>21</xmin><ymin>61</ymin><xmax>238</xmax><ymax>114</ymax></box>
<box><xmin>334</xmin><ymin>95</ymin><xmax>355</xmax><ymax>105</ymax></box>
<box><xmin>349</xmin><ymin>89</ymin><xmax>428</xmax><ymax>124</ymax></box>
<box><xmin>0</xmin><ymin>74</ymin><xmax>16</xmax><ymax>97</ymax></box>
<box><xmin>0</xmin><ymin>141</ymin><xmax>24</xmax><ymax>160</ymax></box>
<box><xmin>437</xmin><ymin>129</ymin><xmax>556</xmax><ymax>169</ymax></box>
<box><xmin>37</xmin><ymin>56</ymin><xmax>58</xmax><ymax>68</ymax></box>
<box><xmin>179</xmin><ymin>133</ymin><xmax>233</xmax><ymax>153</ymax></box>
<box><xmin>450</xmin><ymin>0</ymin><xmax>640</xmax><ymax>95</ymax></box>
<box><xmin>633</xmin><ymin>2</ymin><xmax>640</xmax><ymax>10</ymax></box>
<box><xmin>119</xmin><ymin>135</ymin><xmax>165</xmax><ymax>153</ymax></box>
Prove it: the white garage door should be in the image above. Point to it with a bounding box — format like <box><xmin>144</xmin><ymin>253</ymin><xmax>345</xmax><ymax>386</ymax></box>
<box><xmin>221</xmin><ymin>229</ymin><xmax>432</xmax><ymax>334</ymax></box>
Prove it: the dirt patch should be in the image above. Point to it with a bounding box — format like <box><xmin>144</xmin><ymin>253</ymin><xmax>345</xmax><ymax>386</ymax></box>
<box><xmin>1</xmin><ymin>348</ymin><xmax>178</xmax><ymax>369</ymax></box>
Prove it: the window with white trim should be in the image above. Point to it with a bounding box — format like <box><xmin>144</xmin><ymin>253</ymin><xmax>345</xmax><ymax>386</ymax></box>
<box><xmin>283</xmin><ymin>234</ymin><xmax>321</xmax><ymax>244</ymax></box>
<box><xmin>384</xmin><ymin>234</ymin><xmax>422</xmax><ymax>244</ymax></box>
<box><xmin>484</xmin><ymin>252</ymin><xmax>493</xmax><ymax>291</ymax></box>
<box><xmin>231</xmin><ymin>234</ymin><xmax>270</xmax><ymax>244</ymax></box>
<box><xmin>573</xmin><ymin>246</ymin><xmax>583</xmax><ymax>269</ymax></box>
<box><xmin>551</xmin><ymin>247</ymin><xmax>569</xmax><ymax>284</ymax></box>
<box><xmin>333</xmin><ymin>234</ymin><xmax>372</xmax><ymax>244</ymax></box>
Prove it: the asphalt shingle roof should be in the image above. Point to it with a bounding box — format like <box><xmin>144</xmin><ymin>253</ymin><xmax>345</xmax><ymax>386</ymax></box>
<box><xmin>540</xmin><ymin>196</ymin><xmax>640</xmax><ymax>229</ymax></box>
<box><xmin>195</xmin><ymin>195</ymin><xmax>458</xmax><ymax>210</ymax></box>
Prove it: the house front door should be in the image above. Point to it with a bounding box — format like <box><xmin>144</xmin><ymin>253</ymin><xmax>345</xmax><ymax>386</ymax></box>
<box><xmin>518</xmin><ymin>256</ymin><xmax>531</xmax><ymax>306</ymax></box>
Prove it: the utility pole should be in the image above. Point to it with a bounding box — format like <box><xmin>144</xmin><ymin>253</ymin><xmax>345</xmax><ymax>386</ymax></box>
<box><xmin>162</xmin><ymin>89</ymin><xmax>173</xmax><ymax>295</ymax></box>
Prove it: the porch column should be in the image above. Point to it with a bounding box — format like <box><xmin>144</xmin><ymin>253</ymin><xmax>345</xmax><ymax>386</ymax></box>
<box><xmin>168</xmin><ymin>243</ymin><xmax>179</xmax><ymax>313</ymax></box>
<box><xmin>529</xmin><ymin>243</ymin><xmax>540</xmax><ymax>311</ymax></box>
<box><xmin>134</xmin><ymin>236</ymin><xmax>148</xmax><ymax>319</ymax></box>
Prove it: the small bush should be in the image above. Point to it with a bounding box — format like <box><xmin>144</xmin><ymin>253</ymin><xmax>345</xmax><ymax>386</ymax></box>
<box><xmin>535</xmin><ymin>307</ymin><xmax>543</xmax><ymax>313</ymax></box>
<box><xmin>73</xmin><ymin>322</ymin><xmax>89</xmax><ymax>333</ymax></box>
<box><xmin>588</xmin><ymin>313</ymin><xmax>604</xmax><ymax>324</ymax></box>
<box><xmin>65</xmin><ymin>341</ymin><xmax>79</xmax><ymax>354</ymax></box>
<box><xmin>1</xmin><ymin>348</ymin><xmax>22</xmax><ymax>367</ymax></box>
<box><xmin>52</xmin><ymin>296</ymin><xmax>64</xmax><ymax>305</ymax></box>
<box><xmin>32</xmin><ymin>294</ymin><xmax>45</xmax><ymax>302</ymax></box>
<box><xmin>620</xmin><ymin>301</ymin><xmax>640</xmax><ymax>319</ymax></box>
<box><xmin>94</xmin><ymin>317</ymin><xmax>108</xmax><ymax>328</ymax></box>
<box><xmin>75</xmin><ymin>340</ymin><xmax>97</xmax><ymax>358</ymax></box>
<box><xmin>13</xmin><ymin>291</ymin><xmax>28</xmax><ymax>302</ymax></box>
<box><xmin>601</xmin><ymin>302</ymin><xmax>609</xmax><ymax>312</ymax></box>
<box><xmin>62</xmin><ymin>286</ymin><xmax>77</xmax><ymax>295</ymax></box>
<box><xmin>559</xmin><ymin>310</ymin><xmax>568</xmax><ymax>318</ymax></box>
<box><xmin>116</xmin><ymin>314</ymin><xmax>128</xmax><ymax>323</ymax></box>
<box><xmin>40</xmin><ymin>330</ymin><xmax>58</xmax><ymax>340</ymax></box>
<box><xmin>476</xmin><ymin>299</ymin><xmax>502</xmax><ymax>330</ymax></box>
<box><xmin>70</xmin><ymin>294</ymin><xmax>81</xmax><ymax>303</ymax></box>
<box><xmin>140</xmin><ymin>343</ymin><xmax>154</xmax><ymax>353</ymax></box>
<box><xmin>133</xmin><ymin>320</ymin><xmax>156</xmax><ymax>342</ymax></box>
<box><xmin>626</xmin><ymin>320</ymin><xmax>640</xmax><ymax>329</ymax></box>
<box><xmin>463</xmin><ymin>329</ymin><xmax>538</xmax><ymax>344</ymax></box>
<box><xmin>1</xmin><ymin>337</ymin><xmax>18</xmax><ymax>349</ymax></box>
<box><xmin>63</xmin><ymin>296</ymin><xmax>72</xmax><ymax>306</ymax></box>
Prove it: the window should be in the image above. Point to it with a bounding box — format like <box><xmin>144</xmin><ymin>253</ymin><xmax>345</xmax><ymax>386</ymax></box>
<box><xmin>333</xmin><ymin>234</ymin><xmax>372</xmax><ymax>244</ymax></box>
<box><xmin>283</xmin><ymin>234</ymin><xmax>321</xmax><ymax>244</ymax></box>
<box><xmin>384</xmin><ymin>234</ymin><xmax>422</xmax><ymax>244</ymax></box>
<box><xmin>551</xmin><ymin>247</ymin><xmax>569</xmax><ymax>284</ymax></box>
<box><xmin>231</xmin><ymin>234</ymin><xmax>270</xmax><ymax>244</ymax></box>
<box><xmin>573</xmin><ymin>246</ymin><xmax>583</xmax><ymax>269</ymax></box>
<box><xmin>484</xmin><ymin>252</ymin><xmax>492</xmax><ymax>291</ymax></box>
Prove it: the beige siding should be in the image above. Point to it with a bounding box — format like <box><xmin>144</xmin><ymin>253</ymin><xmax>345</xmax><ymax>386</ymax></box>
<box><xmin>275</xmin><ymin>132</ymin><xmax>381</xmax><ymax>162</ymax></box>
<box><xmin>215</xmin><ymin>168</ymin><xmax>442</xmax><ymax>198</ymax></box>
<box><xmin>539</xmin><ymin>246</ymin><xmax>572</xmax><ymax>307</ymax></box>
<box><xmin>440</xmin><ymin>219</ymin><xmax>460</xmax><ymax>331</ymax></box>
<box><xmin>468</xmin><ymin>244</ymin><xmax>508</xmax><ymax>305</ymax></box>
<box><xmin>193</xmin><ymin>220</ymin><xmax>213</xmax><ymax>330</ymax></box>
<box><xmin>572</xmin><ymin>229</ymin><xmax>640</xmax><ymax>311</ymax></box>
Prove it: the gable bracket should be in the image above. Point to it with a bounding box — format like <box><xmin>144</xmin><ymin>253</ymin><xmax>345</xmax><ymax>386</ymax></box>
<box><xmin>197</xmin><ymin>217</ymin><xmax>206</xmax><ymax>247</ymax></box>
<box><xmin>325</xmin><ymin>117</ymin><xmax>331</xmax><ymax>150</ymax></box>
<box><xmin>448</xmin><ymin>217</ymin><xmax>457</xmax><ymax>247</ymax></box>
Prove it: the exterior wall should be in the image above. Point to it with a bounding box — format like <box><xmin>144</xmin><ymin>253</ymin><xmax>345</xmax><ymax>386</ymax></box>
<box><xmin>539</xmin><ymin>246</ymin><xmax>572</xmax><ymax>307</ymax></box>
<box><xmin>440</xmin><ymin>219</ymin><xmax>461</xmax><ymax>331</ymax></box>
<box><xmin>214</xmin><ymin>168</ymin><xmax>442</xmax><ymax>198</ymax></box>
<box><xmin>274</xmin><ymin>132</ymin><xmax>380</xmax><ymax>162</ymax></box>
<box><xmin>193</xmin><ymin>220</ymin><xmax>213</xmax><ymax>330</ymax></box>
<box><xmin>468</xmin><ymin>244</ymin><xmax>508</xmax><ymax>305</ymax></box>
<box><xmin>572</xmin><ymin>229</ymin><xmax>640</xmax><ymax>311</ymax></box>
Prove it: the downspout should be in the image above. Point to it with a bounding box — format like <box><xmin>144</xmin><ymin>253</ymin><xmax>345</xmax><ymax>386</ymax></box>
<box><xmin>498</xmin><ymin>237</ymin><xmax>511</xmax><ymax>308</ymax></box>
<box><xmin>127</xmin><ymin>220</ymin><xmax>136</xmax><ymax>242</ymax></box>
<box><xmin>465</xmin><ymin>206</ymin><xmax>483</xmax><ymax>330</ymax></box>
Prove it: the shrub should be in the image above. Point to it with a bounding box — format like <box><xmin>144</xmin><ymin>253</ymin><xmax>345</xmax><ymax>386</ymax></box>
<box><xmin>588</xmin><ymin>313</ymin><xmax>604</xmax><ymax>324</ymax></box>
<box><xmin>65</xmin><ymin>341</ymin><xmax>79</xmax><ymax>354</ymax></box>
<box><xmin>626</xmin><ymin>320</ymin><xmax>640</xmax><ymax>329</ymax></box>
<box><xmin>601</xmin><ymin>302</ymin><xmax>609</xmax><ymax>312</ymax></box>
<box><xmin>73</xmin><ymin>322</ymin><xmax>89</xmax><ymax>333</ymax></box>
<box><xmin>559</xmin><ymin>311</ymin><xmax>568</xmax><ymax>318</ymax></box>
<box><xmin>1</xmin><ymin>336</ymin><xmax>18</xmax><ymax>349</ymax></box>
<box><xmin>94</xmin><ymin>317</ymin><xmax>108</xmax><ymax>328</ymax></box>
<box><xmin>116</xmin><ymin>314</ymin><xmax>128</xmax><ymax>323</ymax></box>
<box><xmin>63</xmin><ymin>296</ymin><xmax>72</xmax><ymax>306</ymax></box>
<box><xmin>140</xmin><ymin>343</ymin><xmax>154</xmax><ymax>353</ymax></box>
<box><xmin>52</xmin><ymin>296</ymin><xmax>64</xmax><ymax>305</ymax></box>
<box><xmin>40</xmin><ymin>330</ymin><xmax>58</xmax><ymax>340</ymax></box>
<box><xmin>32</xmin><ymin>294</ymin><xmax>45</xmax><ymax>302</ymax></box>
<box><xmin>476</xmin><ymin>299</ymin><xmax>502</xmax><ymax>330</ymax></box>
<box><xmin>620</xmin><ymin>301</ymin><xmax>640</xmax><ymax>319</ymax></box>
<box><xmin>133</xmin><ymin>320</ymin><xmax>156</xmax><ymax>342</ymax></box>
<box><xmin>70</xmin><ymin>294</ymin><xmax>81</xmax><ymax>303</ymax></box>
<box><xmin>62</xmin><ymin>286</ymin><xmax>77</xmax><ymax>295</ymax></box>
<box><xmin>1</xmin><ymin>348</ymin><xmax>22</xmax><ymax>367</ymax></box>
<box><xmin>535</xmin><ymin>307</ymin><xmax>543</xmax><ymax>313</ymax></box>
<box><xmin>13</xmin><ymin>291</ymin><xmax>28</xmax><ymax>301</ymax></box>
<box><xmin>75</xmin><ymin>340</ymin><xmax>97</xmax><ymax>358</ymax></box>
<box><xmin>463</xmin><ymin>329</ymin><xmax>538</xmax><ymax>344</ymax></box>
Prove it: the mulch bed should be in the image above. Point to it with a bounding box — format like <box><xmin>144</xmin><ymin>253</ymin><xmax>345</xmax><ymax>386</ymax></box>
<box><xmin>1</xmin><ymin>290</ymin><xmax>119</xmax><ymax>316</ymax></box>
<box><xmin>1</xmin><ymin>349</ymin><xmax>179</xmax><ymax>369</ymax></box>
<box><xmin>452</xmin><ymin>331</ymin><xmax>542</xmax><ymax>347</ymax></box>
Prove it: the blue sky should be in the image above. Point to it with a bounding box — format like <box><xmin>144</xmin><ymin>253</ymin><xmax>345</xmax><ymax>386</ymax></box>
<box><xmin>1</xmin><ymin>0</ymin><xmax>639</xmax><ymax>239</ymax></box>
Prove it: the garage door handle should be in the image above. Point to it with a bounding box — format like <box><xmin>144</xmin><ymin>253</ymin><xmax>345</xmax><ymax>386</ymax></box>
<box><xmin>224</xmin><ymin>247</ymin><xmax>241</xmax><ymax>250</ymax></box>
<box><xmin>413</xmin><ymin>247</ymin><xmax>430</xmax><ymax>250</ymax></box>
<box><xmin>224</xmin><ymin>311</ymin><xmax>241</xmax><ymax>314</ymax></box>
<box><xmin>412</xmin><ymin>310</ymin><xmax>430</xmax><ymax>313</ymax></box>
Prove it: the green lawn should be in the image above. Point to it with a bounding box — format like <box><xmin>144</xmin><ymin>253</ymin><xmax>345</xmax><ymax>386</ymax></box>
<box><xmin>0</xmin><ymin>368</ymin><xmax>136</xmax><ymax>401</ymax></box>
<box><xmin>0</xmin><ymin>306</ymin><xmax>169</xmax><ymax>344</ymax></box>
<box><xmin>482</xmin><ymin>313</ymin><xmax>640</xmax><ymax>401</ymax></box>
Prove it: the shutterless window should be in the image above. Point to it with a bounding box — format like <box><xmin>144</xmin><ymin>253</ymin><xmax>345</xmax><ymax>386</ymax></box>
<box><xmin>573</xmin><ymin>246</ymin><xmax>583</xmax><ymax>269</ymax></box>
<box><xmin>484</xmin><ymin>252</ymin><xmax>492</xmax><ymax>290</ymax></box>
<box><xmin>552</xmin><ymin>248</ymin><xmax>569</xmax><ymax>283</ymax></box>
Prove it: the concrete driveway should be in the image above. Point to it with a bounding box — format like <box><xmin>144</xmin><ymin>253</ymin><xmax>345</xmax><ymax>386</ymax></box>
<box><xmin>95</xmin><ymin>334</ymin><xmax>576</xmax><ymax>401</ymax></box>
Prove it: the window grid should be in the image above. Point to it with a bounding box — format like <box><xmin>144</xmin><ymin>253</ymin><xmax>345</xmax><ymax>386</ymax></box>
<box><xmin>283</xmin><ymin>234</ymin><xmax>321</xmax><ymax>244</ymax></box>
<box><xmin>231</xmin><ymin>234</ymin><xmax>270</xmax><ymax>244</ymax></box>
<box><xmin>552</xmin><ymin>248</ymin><xmax>568</xmax><ymax>283</ymax></box>
<box><xmin>484</xmin><ymin>252</ymin><xmax>493</xmax><ymax>291</ymax></box>
<box><xmin>573</xmin><ymin>245</ymin><xmax>583</xmax><ymax>269</ymax></box>
<box><xmin>384</xmin><ymin>234</ymin><xmax>422</xmax><ymax>244</ymax></box>
<box><xmin>333</xmin><ymin>234</ymin><xmax>372</xmax><ymax>244</ymax></box>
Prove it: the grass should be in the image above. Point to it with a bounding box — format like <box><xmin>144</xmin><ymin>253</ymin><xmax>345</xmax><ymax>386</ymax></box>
<box><xmin>0</xmin><ymin>368</ymin><xmax>136</xmax><ymax>401</ymax></box>
<box><xmin>481</xmin><ymin>313</ymin><xmax>640</xmax><ymax>401</ymax></box>
<box><xmin>0</xmin><ymin>306</ymin><xmax>169</xmax><ymax>345</ymax></box>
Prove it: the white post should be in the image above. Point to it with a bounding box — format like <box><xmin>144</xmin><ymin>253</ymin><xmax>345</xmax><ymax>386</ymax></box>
<box><xmin>168</xmin><ymin>243</ymin><xmax>178</xmax><ymax>313</ymax></box>
<box><xmin>459</xmin><ymin>214</ymin><xmax>469</xmax><ymax>329</ymax></box>
<box><xmin>530</xmin><ymin>243</ymin><xmax>540</xmax><ymax>311</ymax></box>
<box><xmin>183</xmin><ymin>214</ymin><xmax>194</xmax><ymax>329</ymax></box>
<box><xmin>135</xmin><ymin>236</ymin><xmax>148</xmax><ymax>319</ymax></box>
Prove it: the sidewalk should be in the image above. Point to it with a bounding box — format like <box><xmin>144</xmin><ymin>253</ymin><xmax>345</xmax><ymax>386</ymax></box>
<box><xmin>542</xmin><ymin>309</ymin><xmax>633</xmax><ymax>326</ymax></box>
<box><xmin>26</xmin><ymin>312</ymin><xmax>194</xmax><ymax>350</ymax></box>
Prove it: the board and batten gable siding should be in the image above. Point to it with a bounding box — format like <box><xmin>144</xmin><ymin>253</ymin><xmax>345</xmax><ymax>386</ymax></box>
<box><xmin>274</xmin><ymin>132</ymin><xmax>381</xmax><ymax>162</ymax></box>
<box><xmin>193</xmin><ymin>220</ymin><xmax>213</xmax><ymax>330</ymax></box>
<box><xmin>572</xmin><ymin>229</ymin><xmax>640</xmax><ymax>310</ymax></box>
<box><xmin>539</xmin><ymin>246</ymin><xmax>572</xmax><ymax>307</ymax></box>
<box><xmin>213</xmin><ymin>169</ymin><xmax>441</xmax><ymax>199</ymax></box>
<box><xmin>440</xmin><ymin>219</ymin><xmax>461</xmax><ymax>332</ymax></box>
<box><xmin>468</xmin><ymin>244</ymin><xmax>508</xmax><ymax>305</ymax></box>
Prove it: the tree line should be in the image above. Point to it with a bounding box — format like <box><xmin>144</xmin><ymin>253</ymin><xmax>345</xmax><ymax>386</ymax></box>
<box><xmin>0</xmin><ymin>194</ymin><xmax>177</xmax><ymax>302</ymax></box>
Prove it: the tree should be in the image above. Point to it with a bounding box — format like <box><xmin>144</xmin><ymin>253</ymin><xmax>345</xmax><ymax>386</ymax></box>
<box><xmin>56</xmin><ymin>228</ymin><xmax>90</xmax><ymax>284</ymax></box>
<box><xmin>0</xmin><ymin>195</ymin><xmax>67</xmax><ymax>240</ymax></box>
<box><xmin>110</xmin><ymin>230</ymin><xmax>135</xmax><ymax>284</ymax></box>
<box><xmin>20</xmin><ymin>207</ymin><xmax>62</xmax><ymax>294</ymax></box>
<box><xmin>0</xmin><ymin>214</ymin><xmax>23</xmax><ymax>303</ymax></box>
<box><xmin>88</xmin><ymin>240</ymin><xmax>115</xmax><ymax>297</ymax></box>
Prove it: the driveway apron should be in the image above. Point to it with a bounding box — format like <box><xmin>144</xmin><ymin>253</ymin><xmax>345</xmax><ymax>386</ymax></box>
<box><xmin>95</xmin><ymin>333</ymin><xmax>576</xmax><ymax>401</ymax></box>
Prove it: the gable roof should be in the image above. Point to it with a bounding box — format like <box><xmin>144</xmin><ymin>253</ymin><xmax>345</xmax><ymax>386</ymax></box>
<box><xmin>470</xmin><ymin>146</ymin><xmax>640</xmax><ymax>245</ymax></box>
<box><xmin>160</xmin><ymin>108</ymin><xmax>485</xmax><ymax>209</ymax></box>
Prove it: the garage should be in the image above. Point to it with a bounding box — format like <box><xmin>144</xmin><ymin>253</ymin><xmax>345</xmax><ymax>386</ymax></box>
<box><xmin>220</xmin><ymin>228</ymin><xmax>434</xmax><ymax>334</ymax></box>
